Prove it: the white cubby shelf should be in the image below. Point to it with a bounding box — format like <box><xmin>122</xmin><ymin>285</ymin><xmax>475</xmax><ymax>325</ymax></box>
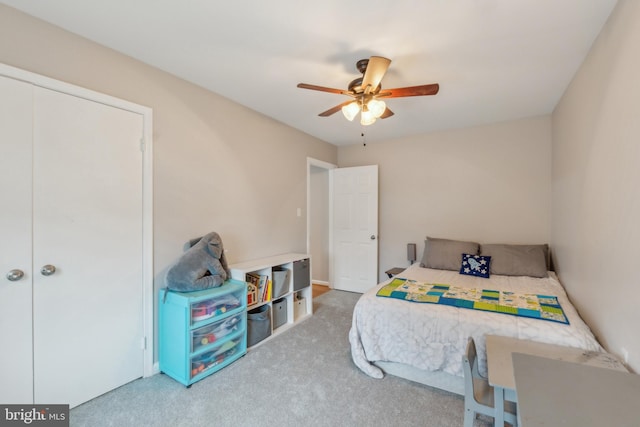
<box><xmin>229</xmin><ymin>253</ymin><xmax>312</xmax><ymax>348</ymax></box>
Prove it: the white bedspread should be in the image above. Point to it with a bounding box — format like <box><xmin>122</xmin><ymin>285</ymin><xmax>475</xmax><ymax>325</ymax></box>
<box><xmin>349</xmin><ymin>263</ymin><xmax>603</xmax><ymax>379</ymax></box>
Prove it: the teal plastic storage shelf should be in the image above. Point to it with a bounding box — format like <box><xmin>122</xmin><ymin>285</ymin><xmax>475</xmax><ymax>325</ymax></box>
<box><xmin>159</xmin><ymin>279</ymin><xmax>247</xmax><ymax>386</ymax></box>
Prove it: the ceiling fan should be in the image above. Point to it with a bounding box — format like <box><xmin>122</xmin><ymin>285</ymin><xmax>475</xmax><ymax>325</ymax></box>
<box><xmin>297</xmin><ymin>56</ymin><xmax>439</xmax><ymax>126</ymax></box>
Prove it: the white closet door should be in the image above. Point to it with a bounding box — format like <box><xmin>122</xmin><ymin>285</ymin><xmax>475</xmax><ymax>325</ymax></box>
<box><xmin>32</xmin><ymin>87</ymin><xmax>144</xmax><ymax>407</ymax></box>
<box><xmin>0</xmin><ymin>76</ymin><xmax>34</xmax><ymax>403</ymax></box>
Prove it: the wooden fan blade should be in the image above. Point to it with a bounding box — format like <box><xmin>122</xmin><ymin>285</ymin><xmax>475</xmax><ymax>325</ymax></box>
<box><xmin>380</xmin><ymin>107</ymin><xmax>394</xmax><ymax>119</ymax></box>
<box><xmin>297</xmin><ymin>83</ymin><xmax>351</xmax><ymax>96</ymax></box>
<box><xmin>378</xmin><ymin>83</ymin><xmax>439</xmax><ymax>98</ymax></box>
<box><xmin>318</xmin><ymin>100</ymin><xmax>354</xmax><ymax>117</ymax></box>
<box><xmin>361</xmin><ymin>56</ymin><xmax>391</xmax><ymax>94</ymax></box>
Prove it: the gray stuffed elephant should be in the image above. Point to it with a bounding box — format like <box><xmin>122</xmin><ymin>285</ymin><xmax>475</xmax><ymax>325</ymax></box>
<box><xmin>165</xmin><ymin>232</ymin><xmax>230</xmax><ymax>292</ymax></box>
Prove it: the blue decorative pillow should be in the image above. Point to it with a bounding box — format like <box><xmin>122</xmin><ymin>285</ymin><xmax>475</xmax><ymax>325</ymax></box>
<box><xmin>460</xmin><ymin>253</ymin><xmax>491</xmax><ymax>278</ymax></box>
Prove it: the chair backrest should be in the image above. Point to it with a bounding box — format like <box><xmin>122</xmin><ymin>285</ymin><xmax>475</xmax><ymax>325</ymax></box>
<box><xmin>462</xmin><ymin>337</ymin><xmax>479</xmax><ymax>396</ymax></box>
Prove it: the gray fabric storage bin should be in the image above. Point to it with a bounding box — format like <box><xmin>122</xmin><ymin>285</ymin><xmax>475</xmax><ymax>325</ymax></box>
<box><xmin>292</xmin><ymin>259</ymin><xmax>310</xmax><ymax>291</ymax></box>
<box><xmin>272</xmin><ymin>268</ymin><xmax>290</xmax><ymax>298</ymax></box>
<box><xmin>272</xmin><ymin>297</ymin><xmax>287</xmax><ymax>330</ymax></box>
<box><xmin>247</xmin><ymin>304</ymin><xmax>271</xmax><ymax>347</ymax></box>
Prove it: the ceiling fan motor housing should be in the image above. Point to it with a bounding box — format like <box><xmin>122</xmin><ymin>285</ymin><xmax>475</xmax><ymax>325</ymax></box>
<box><xmin>348</xmin><ymin>78</ymin><xmax>381</xmax><ymax>95</ymax></box>
<box><xmin>356</xmin><ymin>58</ymin><xmax>369</xmax><ymax>74</ymax></box>
<box><xmin>348</xmin><ymin>78</ymin><xmax>363</xmax><ymax>93</ymax></box>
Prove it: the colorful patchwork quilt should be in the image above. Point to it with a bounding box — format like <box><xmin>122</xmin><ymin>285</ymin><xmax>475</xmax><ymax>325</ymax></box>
<box><xmin>377</xmin><ymin>278</ymin><xmax>569</xmax><ymax>324</ymax></box>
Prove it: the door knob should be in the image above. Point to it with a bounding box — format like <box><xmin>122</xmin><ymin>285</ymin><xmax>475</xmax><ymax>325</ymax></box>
<box><xmin>370</xmin><ymin>235</ymin><xmax>376</xmax><ymax>240</ymax></box>
<box><xmin>41</xmin><ymin>264</ymin><xmax>56</xmax><ymax>276</ymax></box>
<box><xmin>6</xmin><ymin>269</ymin><xmax>24</xmax><ymax>281</ymax></box>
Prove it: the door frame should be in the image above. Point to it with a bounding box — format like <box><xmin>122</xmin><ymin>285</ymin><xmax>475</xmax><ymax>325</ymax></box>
<box><xmin>0</xmin><ymin>63</ymin><xmax>154</xmax><ymax>377</ymax></box>
<box><xmin>306</xmin><ymin>157</ymin><xmax>337</xmax><ymax>287</ymax></box>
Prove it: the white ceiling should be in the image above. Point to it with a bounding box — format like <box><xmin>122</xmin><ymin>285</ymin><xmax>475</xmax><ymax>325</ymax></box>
<box><xmin>2</xmin><ymin>0</ymin><xmax>618</xmax><ymax>146</ymax></box>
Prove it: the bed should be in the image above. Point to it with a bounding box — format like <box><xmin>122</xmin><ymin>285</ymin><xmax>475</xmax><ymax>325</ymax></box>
<box><xmin>349</xmin><ymin>238</ymin><xmax>603</xmax><ymax>395</ymax></box>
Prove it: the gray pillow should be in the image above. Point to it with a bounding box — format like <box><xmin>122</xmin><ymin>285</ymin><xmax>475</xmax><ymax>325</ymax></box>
<box><xmin>421</xmin><ymin>237</ymin><xmax>480</xmax><ymax>271</ymax></box>
<box><xmin>480</xmin><ymin>244</ymin><xmax>548</xmax><ymax>278</ymax></box>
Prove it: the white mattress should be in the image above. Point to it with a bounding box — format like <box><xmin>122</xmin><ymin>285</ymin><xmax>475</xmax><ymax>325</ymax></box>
<box><xmin>349</xmin><ymin>263</ymin><xmax>603</xmax><ymax>380</ymax></box>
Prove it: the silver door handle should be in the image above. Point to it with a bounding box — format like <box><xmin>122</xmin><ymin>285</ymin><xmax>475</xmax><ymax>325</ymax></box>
<box><xmin>41</xmin><ymin>265</ymin><xmax>56</xmax><ymax>276</ymax></box>
<box><xmin>6</xmin><ymin>269</ymin><xmax>24</xmax><ymax>281</ymax></box>
<box><xmin>370</xmin><ymin>235</ymin><xmax>376</xmax><ymax>240</ymax></box>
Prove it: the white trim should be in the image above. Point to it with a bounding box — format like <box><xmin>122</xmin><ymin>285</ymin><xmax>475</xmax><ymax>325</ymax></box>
<box><xmin>1</xmin><ymin>62</ymin><xmax>155</xmax><ymax>378</ymax></box>
<box><xmin>328</xmin><ymin>169</ymin><xmax>334</xmax><ymax>289</ymax></box>
<box><xmin>306</xmin><ymin>157</ymin><xmax>337</xmax><ymax>289</ymax></box>
<box><xmin>312</xmin><ymin>280</ymin><xmax>330</xmax><ymax>286</ymax></box>
<box><xmin>141</xmin><ymin>108</ymin><xmax>154</xmax><ymax>378</ymax></box>
<box><xmin>0</xmin><ymin>63</ymin><xmax>143</xmax><ymax>114</ymax></box>
<box><xmin>307</xmin><ymin>157</ymin><xmax>337</xmax><ymax>170</ymax></box>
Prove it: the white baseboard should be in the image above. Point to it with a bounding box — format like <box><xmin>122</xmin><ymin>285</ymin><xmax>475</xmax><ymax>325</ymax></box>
<box><xmin>312</xmin><ymin>280</ymin><xmax>329</xmax><ymax>286</ymax></box>
<box><xmin>151</xmin><ymin>362</ymin><xmax>160</xmax><ymax>376</ymax></box>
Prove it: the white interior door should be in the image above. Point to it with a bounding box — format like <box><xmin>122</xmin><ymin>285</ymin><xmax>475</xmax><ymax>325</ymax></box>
<box><xmin>0</xmin><ymin>76</ymin><xmax>34</xmax><ymax>403</ymax></box>
<box><xmin>32</xmin><ymin>87</ymin><xmax>144</xmax><ymax>407</ymax></box>
<box><xmin>331</xmin><ymin>165</ymin><xmax>378</xmax><ymax>293</ymax></box>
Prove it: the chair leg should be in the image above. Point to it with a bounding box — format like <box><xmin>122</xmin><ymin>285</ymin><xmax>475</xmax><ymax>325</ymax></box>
<box><xmin>463</xmin><ymin>408</ymin><xmax>474</xmax><ymax>427</ymax></box>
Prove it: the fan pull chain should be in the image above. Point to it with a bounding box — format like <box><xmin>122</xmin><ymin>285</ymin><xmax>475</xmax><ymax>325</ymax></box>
<box><xmin>361</xmin><ymin>131</ymin><xmax>366</xmax><ymax>147</ymax></box>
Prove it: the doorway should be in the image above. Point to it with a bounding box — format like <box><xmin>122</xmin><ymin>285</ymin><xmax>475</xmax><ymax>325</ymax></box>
<box><xmin>306</xmin><ymin>158</ymin><xmax>336</xmax><ymax>288</ymax></box>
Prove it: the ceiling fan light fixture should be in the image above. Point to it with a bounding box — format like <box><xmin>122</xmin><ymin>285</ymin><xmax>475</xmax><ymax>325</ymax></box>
<box><xmin>298</xmin><ymin>56</ymin><xmax>439</xmax><ymax>126</ymax></box>
<box><xmin>360</xmin><ymin>109</ymin><xmax>376</xmax><ymax>126</ymax></box>
<box><xmin>367</xmin><ymin>99</ymin><xmax>386</xmax><ymax>118</ymax></box>
<box><xmin>341</xmin><ymin>101</ymin><xmax>359</xmax><ymax>121</ymax></box>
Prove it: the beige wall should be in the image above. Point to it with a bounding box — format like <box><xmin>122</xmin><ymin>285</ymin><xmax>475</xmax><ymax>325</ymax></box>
<box><xmin>0</xmin><ymin>4</ymin><xmax>336</xmax><ymax>268</ymax></box>
<box><xmin>552</xmin><ymin>0</ymin><xmax>640</xmax><ymax>372</ymax></box>
<box><xmin>338</xmin><ymin>115</ymin><xmax>552</xmax><ymax>280</ymax></box>
<box><xmin>0</xmin><ymin>5</ymin><xmax>337</xmax><ymax>359</ymax></box>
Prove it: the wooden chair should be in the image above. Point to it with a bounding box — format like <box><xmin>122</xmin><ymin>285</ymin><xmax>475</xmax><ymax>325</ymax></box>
<box><xmin>462</xmin><ymin>337</ymin><xmax>518</xmax><ymax>427</ymax></box>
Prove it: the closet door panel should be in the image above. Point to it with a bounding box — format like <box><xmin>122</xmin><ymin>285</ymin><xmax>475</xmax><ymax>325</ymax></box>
<box><xmin>32</xmin><ymin>87</ymin><xmax>144</xmax><ymax>407</ymax></box>
<box><xmin>0</xmin><ymin>76</ymin><xmax>34</xmax><ymax>403</ymax></box>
